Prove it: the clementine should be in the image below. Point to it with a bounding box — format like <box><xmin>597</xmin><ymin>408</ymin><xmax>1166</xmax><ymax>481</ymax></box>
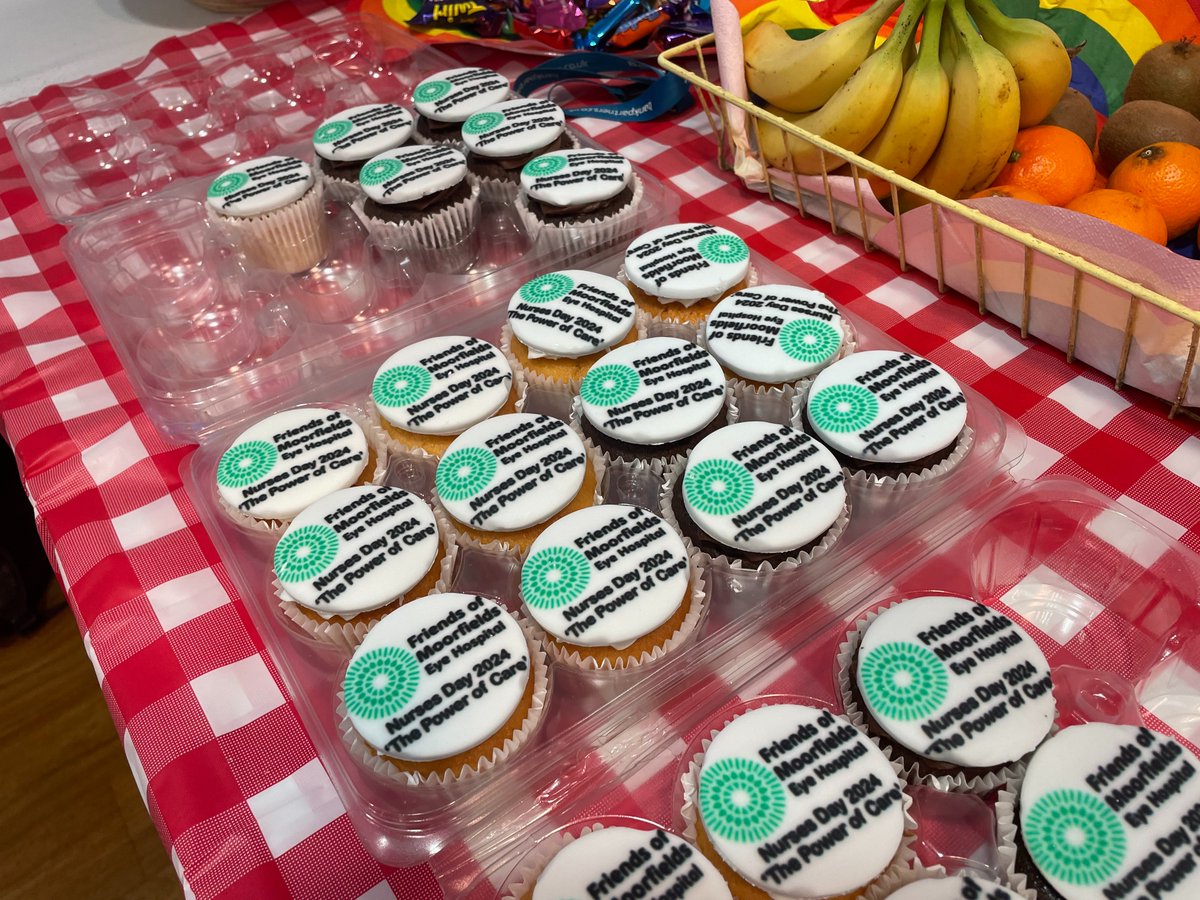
<box><xmin>991</xmin><ymin>125</ymin><xmax>1096</xmax><ymax>207</ymax></box>
<box><xmin>1065</xmin><ymin>189</ymin><xmax>1168</xmax><ymax>245</ymax></box>
<box><xmin>968</xmin><ymin>186</ymin><xmax>1052</xmax><ymax>204</ymax></box>
<box><xmin>1109</xmin><ymin>142</ymin><xmax>1200</xmax><ymax>239</ymax></box>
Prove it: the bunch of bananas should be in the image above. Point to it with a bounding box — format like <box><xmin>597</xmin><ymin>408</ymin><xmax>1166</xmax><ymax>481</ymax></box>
<box><xmin>743</xmin><ymin>0</ymin><xmax>1071</xmax><ymax>200</ymax></box>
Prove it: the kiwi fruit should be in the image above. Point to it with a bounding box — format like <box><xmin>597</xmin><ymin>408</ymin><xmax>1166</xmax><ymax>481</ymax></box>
<box><xmin>1039</xmin><ymin>88</ymin><xmax>1098</xmax><ymax>148</ymax></box>
<box><xmin>1098</xmin><ymin>99</ymin><xmax>1200</xmax><ymax>171</ymax></box>
<box><xmin>1125</xmin><ymin>39</ymin><xmax>1200</xmax><ymax>120</ymax></box>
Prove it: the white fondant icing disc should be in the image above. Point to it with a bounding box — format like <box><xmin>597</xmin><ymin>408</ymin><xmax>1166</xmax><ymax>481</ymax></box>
<box><xmin>521</xmin><ymin>504</ymin><xmax>690</xmax><ymax>649</ymax></box>
<box><xmin>805</xmin><ymin>350</ymin><xmax>967</xmax><ymax>464</ymax></box>
<box><xmin>273</xmin><ymin>485</ymin><xmax>439</xmax><ymax>617</ymax></box>
<box><xmin>624</xmin><ymin>224</ymin><xmax>750</xmax><ymax>303</ymax></box>
<box><xmin>371</xmin><ymin>336</ymin><xmax>513</xmax><ymax>437</ymax></box>
<box><xmin>461</xmin><ymin>98</ymin><xmax>565</xmax><ymax>159</ymax></box>
<box><xmin>411</xmin><ymin>67</ymin><xmax>510</xmax><ymax>123</ymax></box>
<box><xmin>313</xmin><ymin>103</ymin><xmax>413</xmax><ymax>161</ymax></box>
<box><xmin>578</xmin><ymin>337</ymin><xmax>726</xmax><ymax>447</ymax></box>
<box><xmin>1019</xmin><ymin>723</ymin><xmax>1200</xmax><ymax>900</ymax></box>
<box><xmin>886</xmin><ymin>874</ymin><xmax>1025</xmax><ymax>899</ymax></box>
<box><xmin>342</xmin><ymin>592</ymin><xmax>529</xmax><ymax>762</ymax></box>
<box><xmin>435</xmin><ymin>413</ymin><xmax>588</xmax><ymax>533</ymax></box>
<box><xmin>216</xmin><ymin>407</ymin><xmax>369</xmax><ymax>520</ymax></box>
<box><xmin>855</xmin><ymin>595</ymin><xmax>1055</xmax><ymax>769</ymax></box>
<box><xmin>705</xmin><ymin>285</ymin><xmax>846</xmax><ymax>383</ymax></box>
<box><xmin>698</xmin><ymin>704</ymin><xmax>906</xmax><ymax>898</ymax></box>
<box><xmin>520</xmin><ymin>149</ymin><xmax>632</xmax><ymax>208</ymax></box>
<box><xmin>532</xmin><ymin>827</ymin><xmax>733</xmax><ymax>900</ymax></box>
<box><xmin>682</xmin><ymin>422</ymin><xmax>846</xmax><ymax>555</ymax></box>
<box><xmin>206</xmin><ymin>155</ymin><xmax>313</xmax><ymax>218</ymax></box>
<box><xmin>508</xmin><ymin>270</ymin><xmax>636</xmax><ymax>360</ymax></box>
<box><xmin>359</xmin><ymin>144</ymin><xmax>467</xmax><ymax>206</ymax></box>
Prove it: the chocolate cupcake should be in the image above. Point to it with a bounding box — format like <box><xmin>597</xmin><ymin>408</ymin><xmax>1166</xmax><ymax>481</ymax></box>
<box><xmin>410</xmin><ymin>66</ymin><xmax>510</xmax><ymax>148</ymax></box>
<box><xmin>460</xmin><ymin>98</ymin><xmax>574</xmax><ymax>202</ymax></box>
<box><xmin>312</xmin><ymin>103</ymin><xmax>414</xmax><ymax>203</ymax></box>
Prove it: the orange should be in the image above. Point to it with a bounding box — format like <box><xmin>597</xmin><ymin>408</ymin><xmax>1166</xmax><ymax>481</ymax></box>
<box><xmin>1066</xmin><ymin>189</ymin><xmax>1168</xmax><ymax>245</ymax></box>
<box><xmin>968</xmin><ymin>186</ymin><xmax>1052</xmax><ymax>204</ymax></box>
<box><xmin>991</xmin><ymin>125</ymin><xmax>1097</xmax><ymax>207</ymax></box>
<box><xmin>1109</xmin><ymin>141</ymin><xmax>1200</xmax><ymax>239</ymax></box>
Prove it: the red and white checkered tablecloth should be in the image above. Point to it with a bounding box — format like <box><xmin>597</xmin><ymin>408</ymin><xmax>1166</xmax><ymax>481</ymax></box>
<box><xmin>2</xmin><ymin>2</ymin><xmax>1200</xmax><ymax>898</ymax></box>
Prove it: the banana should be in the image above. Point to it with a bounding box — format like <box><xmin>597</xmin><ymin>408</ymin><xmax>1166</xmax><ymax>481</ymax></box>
<box><xmin>967</xmin><ymin>0</ymin><xmax>1071</xmax><ymax>127</ymax></box>
<box><xmin>758</xmin><ymin>0</ymin><xmax>927</xmax><ymax>176</ymax></box>
<box><xmin>912</xmin><ymin>0</ymin><xmax>1020</xmax><ymax>200</ymax></box>
<box><xmin>744</xmin><ymin>0</ymin><xmax>903</xmax><ymax>113</ymax></box>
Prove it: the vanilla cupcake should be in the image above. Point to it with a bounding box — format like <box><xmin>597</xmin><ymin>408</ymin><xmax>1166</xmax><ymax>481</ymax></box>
<box><xmin>410</xmin><ymin>66</ymin><xmax>510</xmax><ymax>148</ymax></box>
<box><xmin>460</xmin><ymin>98</ymin><xmax>573</xmax><ymax>202</ymax></box>
<box><xmin>312</xmin><ymin>103</ymin><xmax>414</xmax><ymax>203</ymax></box>
<box><xmin>206</xmin><ymin>155</ymin><xmax>327</xmax><ymax>273</ymax></box>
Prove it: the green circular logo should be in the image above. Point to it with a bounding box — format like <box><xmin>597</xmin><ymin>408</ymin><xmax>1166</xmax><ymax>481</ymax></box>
<box><xmin>436</xmin><ymin>447</ymin><xmax>498</xmax><ymax>501</ymax></box>
<box><xmin>519</xmin><ymin>272</ymin><xmax>574</xmax><ymax>304</ymax></box>
<box><xmin>1024</xmin><ymin>789</ymin><xmax>1127</xmax><ymax>886</ymax></box>
<box><xmin>360</xmin><ymin>157</ymin><xmax>404</xmax><ymax>187</ymax></box>
<box><xmin>522</xmin><ymin>546</ymin><xmax>591</xmax><ymax>610</ymax></box>
<box><xmin>684</xmin><ymin>459</ymin><xmax>755</xmax><ymax>517</ymax></box>
<box><xmin>217</xmin><ymin>440</ymin><xmax>277</xmax><ymax>488</ymax></box>
<box><xmin>809</xmin><ymin>383</ymin><xmax>879</xmax><ymax>433</ymax></box>
<box><xmin>413</xmin><ymin>80</ymin><xmax>452</xmax><ymax>103</ymax></box>
<box><xmin>778</xmin><ymin>319</ymin><xmax>841</xmax><ymax>365</ymax></box>
<box><xmin>697</xmin><ymin>233</ymin><xmax>749</xmax><ymax>265</ymax></box>
<box><xmin>580</xmin><ymin>364</ymin><xmax>640</xmax><ymax>407</ymax></box>
<box><xmin>274</xmin><ymin>524</ymin><xmax>340</xmax><ymax>583</ymax></box>
<box><xmin>699</xmin><ymin>757</ymin><xmax>787</xmax><ymax>843</ymax></box>
<box><xmin>522</xmin><ymin>154</ymin><xmax>567</xmax><ymax>178</ymax></box>
<box><xmin>208</xmin><ymin>171</ymin><xmax>249</xmax><ymax>198</ymax></box>
<box><xmin>343</xmin><ymin>646</ymin><xmax>420</xmax><ymax>719</ymax></box>
<box><xmin>859</xmin><ymin>642</ymin><xmax>949</xmax><ymax>721</ymax></box>
<box><xmin>314</xmin><ymin>119</ymin><xmax>353</xmax><ymax>144</ymax></box>
<box><xmin>463</xmin><ymin>111</ymin><xmax>505</xmax><ymax>135</ymax></box>
<box><xmin>373</xmin><ymin>365</ymin><xmax>432</xmax><ymax>408</ymax></box>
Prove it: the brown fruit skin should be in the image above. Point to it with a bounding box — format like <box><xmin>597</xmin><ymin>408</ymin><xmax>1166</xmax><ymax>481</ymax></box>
<box><xmin>1098</xmin><ymin>100</ymin><xmax>1200</xmax><ymax>172</ymax></box>
<box><xmin>1039</xmin><ymin>88</ymin><xmax>1097</xmax><ymax>148</ymax></box>
<box><xmin>1125</xmin><ymin>39</ymin><xmax>1200</xmax><ymax>121</ymax></box>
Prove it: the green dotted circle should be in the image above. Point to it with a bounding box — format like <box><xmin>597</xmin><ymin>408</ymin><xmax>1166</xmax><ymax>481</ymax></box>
<box><xmin>463</xmin><ymin>111</ymin><xmax>505</xmax><ymax>135</ymax></box>
<box><xmin>519</xmin><ymin>272</ymin><xmax>574</xmax><ymax>304</ymax></box>
<box><xmin>217</xmin><ymin>440</ymin><xmax>277</xmax><ymax>489</ymax></box>
<box><xmin>436</xmin><ymin>447</ymin><xmax>498</xmax><ymax>501</ymax></box>
<box><xmin>413</xmin><ymin>80</ymin><xmax>453</xmax><ymax>103</ymax></box>
<box><xmin>697</xmin><ymin>233</ymin><xmax>749</xmax><ymax>265</ymax></box>
<box><xmin>360</xmin><ymin>157</ymin><xmax>404</xmax><ymax>187</ymax></box>
<box><xmin>809</xmin><ymin>383</ymin><xmax>879</xmax><ymax>433</ymax></box>
<box><xmin>522</xmin><ymin>154</ymin><xmax>567</xmax><ymax>178</ymax></box>
<box><xmin>274</xmin><ymin>524</ymin><xmax>340</xmax><ymax>583</ymax></box>
<box><xmin>778</xmin><ymin>319</ymin><xmax>841</xmax><ymax>365</ymax></box>
<box><xmin>314</xmin><ymin>119</ymin><xmax>354</xmax><ymax>144</ymax></box>
<box><xmin>684</xmin><ymin>459</ymin><xmax>755</xmax><ymax>517</ymax></box>
<box><xmin>522</xmin><ymin>546</ymin><xmax>591</xmax><ymax>610</ymax></box>
<box><xmin>860</xmin><ymin>642</ymin><xmax>949</xmax><ymax>721</ymax></box>
<box><xmin>208</xmin><ymin>171</ymin><xmax>249</xmax><ymax>198</ymax></box>
<box><xmin>699</xmin><ymin>757</ymin><xmax>787</xmax><ymax>843</ymax></box>
<box><xmin>580</xmin><ymin>364</ymin><xmax>640</xmax><ymax>407</ymax></box>
<box><xmin>1024</xmin><ymin>789</ymin><xmax>1127</xmax><ymax>886</ymax></box>
<box><xmin>373</xmin><ymin>365</ymin><xmax>432</xmax><ymax>408</ymax></box>
<box><xmin>343</xmin><ymin>646</ymin><xmax>420</xmax><ymax>719</ymax></box>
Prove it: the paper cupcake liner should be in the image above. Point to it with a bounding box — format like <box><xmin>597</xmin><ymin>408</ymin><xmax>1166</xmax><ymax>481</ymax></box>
<box><xmin>352</xmin><ymin>176</ymin><xmax>480</xmax><ymax>270</ymax></box>
<box><xmin>476</xmin><ymin>174</ymin><xmax>520</xmax><ymax>205</ymax></box>
<box><xmin>500</xmin><ymin>317</ymin><xmax>648</xmax><ymax>400</ymax></box>
<box><xmin>212</xmin><ymin>180</ymin><xmax>329</xmax><ymax>274</ymax></box>
<box><xmin>498</xmin><ymin>824</ymin><xmax>604</xmax><ymax>900</ymax></box>
<box><xmin>995</xmin><ymin>780</ymin><xmax>1040</xmax><ymax>900</ymax></box>
<box><xmin>314</xmin><ymin>168</ymin><xmax>363</xmax><ymax>206</ymax></box>
<box><xmin>680</xmin><ymin>708</ymin><xmax>918</xmax><ymax>900</ymax></box>
<box><xmin>618</xmin><ymin>264</ymin><xmax>761</xmax><ymax>343</ymax></box>
<box><xmin>859</xmin><ymin>853</ymin><xmax>1035</xmax><ymax>900</ymax></box>
<box><xmin>515</xmin><ymin>173</ymin><xmax>646</xmax><ymax>263</ymax></box>
<box><xmin>337</xmin><ymin>617</ymin><xmax>549</xmax><ymax>786</ymax></box>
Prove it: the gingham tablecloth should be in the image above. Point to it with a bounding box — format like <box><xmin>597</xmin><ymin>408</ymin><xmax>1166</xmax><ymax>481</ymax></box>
<box><xmin>2</xmin><ymin>3</ymin><xmax>1200</xmax><ymax>898</ymax></box>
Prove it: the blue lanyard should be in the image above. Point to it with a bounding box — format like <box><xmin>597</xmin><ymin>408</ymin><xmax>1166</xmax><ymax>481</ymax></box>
<box><xmin>512</xmin><ymin>52</ymin><xmax>693</xmax><ymax>122</ymax></box>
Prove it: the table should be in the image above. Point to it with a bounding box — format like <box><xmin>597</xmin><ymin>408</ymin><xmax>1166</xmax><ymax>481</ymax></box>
<box><xmin>2</xmin><ymin>2</ymin><xmax>1199</xmax><ymax>897</ymax></box>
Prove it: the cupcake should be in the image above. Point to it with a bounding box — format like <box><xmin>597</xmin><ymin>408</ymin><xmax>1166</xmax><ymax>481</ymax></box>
<box><xmin>703</xmin><ymin>285</ymin><xmax>852</xmax><ymax>424</ymax></box>
<box><xmin>1000</xmin><ymin>723</ymin><xmax>1200</xmax><ymax>899</ymax></box>
<box><xmin>205</xmin><ymin>155</ymin><xmax>327</xmax><ymax>273</ymax></box>
<box><xmin>839</xmin><ymin>595</ymin><xmax>1055</xmax><ymax>793</ymax></box>
<box><xmin>622</xmin><ymin>224</ymin><xmax>754</xmax><ymax>338</ymax></box>
<box><xmin>312</xmin><ymin>103</ymin><xmax>414</xmax><ymax>203</ymax></box>
<box><xmin>272</xmin><ymin>485</ymin><xmax>453</xmax><ymax>649</ymax></box>
<box><xmin>434</xmin><ymin>412</ymin><xmax>601</xmax><ymax>554</ymax></box>
<box><xmin>682</xmin><ymin>703</ymin><xmax>912</xmax><ymax>898</ymax></box>
<box><xmin>369</xmin><ymin>335</ymin><xmax>517</xmax><ymax>460</ymax></box>
<box><xmin>502</xmin><ymin>825</ymin><xmax>734</xmax><ymax>900</ymax></box>
<box><xmin>215</xmin><ymin>406</ymin><xmax>386</xmax><ymax>531</ymax></box>
<box><xmin>574</xmin><ymin>336</ymin><xmax>728</xmax><ymax>475</ymax></box>
<box><xmin>460</xmin><ymin>98</ymin><xmax>573</xmax><ymax>202</ymax></box>
<box><xmin>520</xmin><ymin>504</ymin><xmax>704</xmax><ymax>670</ymax></box>
<box><xmin>801</xmin><ymin>350</ymin><xmax>972</xmax><ymax>486</ymax></box>
<box><xmin>663</xmin><ymin>421</ymin><xmax>849</xmax><ymax>573</ymax></box>
<box><xmin>868</xmin><ymin>870</ymin><xmax>1029</xmax><ymax>899</ymax></box>
<box><xmin>514</xmin><ymin>149</ymin><xmax>644</xmax><ymax>257</ymax></box>
<box><xmin>502</xmin><ymin>269</ymin><xmax>640</xmax><ymax>398</ymax></box>
<box><xmin>410</xmin><ymin>66</ymin><xmax>510</xmax><ymax>148</ymax></box>
<box><xmin>338</xmin><ymin>591</ymin><xmax>547</xmax><ymax>784</ymax></box>
<box><xmin>355</xmin><ymin>144</ymin><xmax>479</xmax><ymax>268</ymax></box>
